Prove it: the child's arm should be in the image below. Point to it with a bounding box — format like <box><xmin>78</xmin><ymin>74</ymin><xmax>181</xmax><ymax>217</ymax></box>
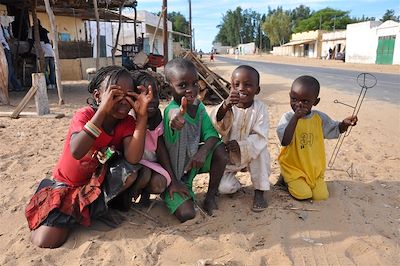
<box><xmin>184</xmin><ymin>136</ymin><xmax>219</xmax><ymax>173</ymax></box>
<box><xmin>339</xmin><ymin>115</ymin><xmax>358</xmax><ymax>133</ymax></box>
<box><xmin>70</xmin><ymin>86</ymin><xmax>126</xmax><ymax>159</ymax></box>
<box><xmin>216</xmin><ymin>89</ymin><xmax>239</xmax><ymax>122</ymax></box>
<box><xmin>280</xmin><ymin>105</ymin><xmax>308</xmax><ymax>146</ymax></box>
<box><xmin>122</xmin><ymin>86</ymin><xmax>153</xmax><ymax>164</ymax></box>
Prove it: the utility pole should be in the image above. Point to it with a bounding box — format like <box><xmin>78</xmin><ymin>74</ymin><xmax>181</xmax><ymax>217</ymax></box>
<box><xmin>188</xmin><ymin>0</ymin><xmax>192</xmax><ymax>51</ymax></box>
<box><xmin>259</xmin><ymin>18</ymin><xmax>262</xmax><ymax>55</ymax></box>
<box><xmin>192</xmin><ymin>28</ymin><xmax>195</xmax><ymax>51</ymax></box>
<box><xmin>163</xmin><ymin>0</ymin><xmax>168</xmax><ymax>64</ymax></box>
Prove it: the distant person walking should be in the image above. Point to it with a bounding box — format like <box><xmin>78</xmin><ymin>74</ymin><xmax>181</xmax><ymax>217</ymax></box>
<box><xmin>235</xmin><ymin>48</ymin><xmax>239</xmax><ymax>60</ymax></box>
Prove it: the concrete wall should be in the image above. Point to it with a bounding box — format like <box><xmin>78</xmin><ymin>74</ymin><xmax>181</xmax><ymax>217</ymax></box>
<box><xmin>60</xmin><ymin>57</ymin><xmax>122</xmax><ymax>80</ymax></box>
<box><xmin>346</xmin><ymin>21</ymin><xmax>381</xmax><ymax>64</ymax></box>
<box><xmin>238</xmin><ymin>42</ymin><xmax>255</xmax><ymax>54</ymax></box>
<box><xmin>37</xmin><ymin>12</ymin><xmax>86</xmax><ymax>42</ymax></box>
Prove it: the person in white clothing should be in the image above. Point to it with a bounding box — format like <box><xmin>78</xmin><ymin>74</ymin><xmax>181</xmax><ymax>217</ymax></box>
<box><xmin>210</xmin><ymin>65</ymin><xmax>270</xmax><ymax>212</ymax></box>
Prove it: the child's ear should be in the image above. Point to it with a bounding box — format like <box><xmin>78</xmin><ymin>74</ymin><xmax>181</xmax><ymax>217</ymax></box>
<box><xmin>256</xmin><ymin>86</ymin><xmax>260</xmax><ymax>95</ymax></box>
<box><xmin>314</xmin><ymin>98</ymin><xmax>320</xmax><ymax>106</ymax></box>
<box><xmin>93</xmin><ymin>89</ymin><xmax>101</xmax><ymax>102</ymax></box>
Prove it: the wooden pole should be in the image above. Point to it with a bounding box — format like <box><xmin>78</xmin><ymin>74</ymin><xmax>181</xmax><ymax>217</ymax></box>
<box><xmin>112</xmin><ymin>1</ymin><xmax>125</xmax><ymax>65</ymax></box>
<box><xmin>188</xmin><ymin>0</ymin><xmax>192</xmax><ymax>51</ymax></box>
<box><xmin>32</xmin><ymin>0</ymin><xmax>44</xmax><ymax>72</ymax></box>
<box><xmin>33</xmin><ymin>73</ymin><xmax>50</xmax><ymax>115</ymax></box>
<box><xmin>0</xmin><ymin>45</ymin><xmax>9</xmax><ymax>105</ymax></box>
<box><xmin>93</xmin><ymin>0</ymin><xmax>100</xmax><ymax>70</ymax></box>
<box><xmin>44</xmin><ymin>0</ymin><xmax>64</xmax><ymax>105</ymax></box>
<box><xmin>162</xmin><ymin>0</ymin><xmax>168</xmax><ymax>64</ymax></box>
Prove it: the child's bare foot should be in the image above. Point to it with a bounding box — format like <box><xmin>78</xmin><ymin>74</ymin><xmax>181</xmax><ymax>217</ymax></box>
<box><xmin>203</xmin><ymin>195</ymin><xmax>218</xmax><ymax>215</ymax></box>
<box><xmin>252</xmin><ymin>190</ymin><xmax>267</xmax><ymax>212</ymax></box>
<box><xmin>274</xmin><ymin>175</ymin><xmax>288</xmax><ymax>191</ymax></box>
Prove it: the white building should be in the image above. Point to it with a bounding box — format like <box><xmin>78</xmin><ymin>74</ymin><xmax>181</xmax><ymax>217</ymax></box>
<box><xmin>346</xmin><ymin>20</ymin><xmax>400</xmax><ymax>65</ymax></box>
<box><xmin>87</xmin><ymin>10</ymin><xmax>173</xmax><ymax>61</ymax></box>
<box><xmin>321</xmin><ymin>30</ymin><xmax>346</xmax><ymax>59</ymax></box>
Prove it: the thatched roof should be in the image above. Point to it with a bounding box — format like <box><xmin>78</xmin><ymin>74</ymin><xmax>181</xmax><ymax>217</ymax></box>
<box><xmin>0</xmin><ymin>0</ymin><xmax>137</xmax><ymax>9</ymax></box>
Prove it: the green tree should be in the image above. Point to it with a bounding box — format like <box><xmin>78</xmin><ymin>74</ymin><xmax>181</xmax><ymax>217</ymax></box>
<box><xmin>262</xmin><ymin>7</ymin><xmax>291</xmax><ymax>46</ymax></box>
<box><xmin>290</xmin><ymin>5</ymin><xmax>311</xmax><ymax>30</ymax></box>
<box><xmin>214</xmin><ymin>7</ymin><xmax>265</xmax><ymax>47</ymax></box>
<box><xmin>381</xmin><ymin>9</ymin><xmax>400</xmax><ymax>22</ymax></box>
<box><xmin>294</xmin><ymin>8</ymin><xmax>356</xmax><ymax>32</ymax></box>
<box><xmin>167</xmin><ymin>12</ymin><xmax>190</xmax><ymax>48</ymax></box>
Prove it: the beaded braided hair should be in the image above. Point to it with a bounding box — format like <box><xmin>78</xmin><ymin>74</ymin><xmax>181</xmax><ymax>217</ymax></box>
<box><xmin>87</xmin><ymin>65</ymin><xmax>135</xmax><ymax>109</ymax></box>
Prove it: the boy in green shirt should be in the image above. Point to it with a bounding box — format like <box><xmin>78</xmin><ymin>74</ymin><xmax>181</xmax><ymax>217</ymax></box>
<box><xmin>163</xmin><ymin>58</ymin><xmax>227</xmax><ymax>222</ymax></box>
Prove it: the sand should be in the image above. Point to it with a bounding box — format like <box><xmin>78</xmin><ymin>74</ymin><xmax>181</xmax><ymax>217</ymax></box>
<box><xmin>0</xmin><ymin>56</ymin><xmax>399</xmax><ymax>265</ymax></box>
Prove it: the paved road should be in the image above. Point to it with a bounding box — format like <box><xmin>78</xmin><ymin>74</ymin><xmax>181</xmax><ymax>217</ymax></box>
<box><xmin>217</xmin><ymin>56</ymin><xmax>400</xmax><ymax>104</ymax></box>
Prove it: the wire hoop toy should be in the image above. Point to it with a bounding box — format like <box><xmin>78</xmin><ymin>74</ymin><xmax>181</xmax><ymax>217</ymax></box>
<box><xmin>327</xmin><ymin>73</ymin><xmax>377</xmax><ymax>168</ymax></box>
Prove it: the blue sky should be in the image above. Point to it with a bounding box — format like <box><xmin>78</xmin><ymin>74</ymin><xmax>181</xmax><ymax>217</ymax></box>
<box><xmin>136</xmin><ymin>0</ymin><xmax>400</xmax><ymax>52</ymax></box>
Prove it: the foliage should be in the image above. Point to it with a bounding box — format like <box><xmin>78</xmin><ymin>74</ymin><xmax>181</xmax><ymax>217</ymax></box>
<box><xmin>294</xmin><ymin>8</ymin><xmax>356</xmax><ymax>32</ymax></box>
<box><xmin>214</xmin><ymin>7</ymin><xmax>267</xmax><ymax>49</ymax></box>
<box><xmin>381</xmin><ymin>9</ymin><xmax>400</xmax><ymax>22</ymax></box>
<box><xmin>167</xmin><ymin>12</ymin><xmax>190</xmax><ymax>48</ymax></box>
<box><xmin>262</xmin><ymin>7</ymin><xmax>291</xmax><ymax>46</ymax></box>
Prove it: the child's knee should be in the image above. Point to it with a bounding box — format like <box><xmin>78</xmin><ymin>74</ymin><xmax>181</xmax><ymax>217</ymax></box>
<box><xmin>174</xmin><ymin>201</ymin><xmax>196</xmax><ymax>223</ymax></box>
<box><xmin>312</xmin><ymin>180</ymin><xmax>329</xmax><ymax>200</ymax></box>
<box><xmin>31</xmin><ymin>226</ymin><xmax>69</xmax><ymax>249</ymax></box>
<box><xmin>213</xmin><ymin>144</ymin><xmax>228</xmax><ymax>166</ymax></box>
<box><xmin>148</xmin><ymin>173</ymin><xmax>167</xmax><ymax>194</ymax></box>
<box><xmin>287</xmin><ymin>179</ymin><xmax>312</xmax><ymax>200</ymax></box>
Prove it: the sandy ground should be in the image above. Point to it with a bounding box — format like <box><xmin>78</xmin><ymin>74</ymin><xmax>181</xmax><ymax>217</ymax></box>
<box><xmin>0</xmin><ymin>56</ymin><xmax>399</xmax><ymax>265</ymax></box>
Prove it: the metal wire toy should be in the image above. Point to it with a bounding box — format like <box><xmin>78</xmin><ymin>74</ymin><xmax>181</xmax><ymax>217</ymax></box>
<box><xmin>327</xmin><ymin>73</ymin><xmax>377</xmax><ymax>168</ymax></box>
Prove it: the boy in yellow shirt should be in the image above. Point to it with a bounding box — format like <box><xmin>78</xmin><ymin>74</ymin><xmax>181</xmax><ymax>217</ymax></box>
<box><xmin>277</xmin><ymin>75</ymin><xmax>357</xmax><ymax>200</ymax></box>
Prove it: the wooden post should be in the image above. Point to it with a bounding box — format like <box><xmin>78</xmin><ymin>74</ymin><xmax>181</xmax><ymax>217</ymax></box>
<box><xmin>112</xmin><ymin>1</ymin><xmax>125</xmax><ymax>65</ymax></box>
<box><xmin>93</xmin><ymin>0</ymin><xmax>100</xmax><ymax>70</ymax></box>
<box><xmin>162</xmin><ymin>0</ymin><xmax>168</xmax><ymax>64</ymax></box>
<box><xmin>44</xmin><ymin>0</ymin><xmax>64</xmax><ymax>105</ymax></box>
<box><xmin>33</xmin><ymin>73</ymin><xmax>50</xmax><ymax>115</ymax></box>
<box><xmin>32</xmin><ymin>0</ymin><xmax>44</xmax><ymax>72</ymax></box>
<box><xmin>0</xmin><ymin>44</ymin><xmax>9</xmax><ymax>105</ymax></box>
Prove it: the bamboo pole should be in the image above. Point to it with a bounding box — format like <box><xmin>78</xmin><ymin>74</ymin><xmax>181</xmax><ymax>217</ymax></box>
<box><xmin>44</xmin><ymin>0</ymin><xmax>64</xmax><ymax>105</ymax></box>
<box><xmin>93</xmin><ymin>0</ymin><xmax>100</xmax><ymax>70</ymax></box>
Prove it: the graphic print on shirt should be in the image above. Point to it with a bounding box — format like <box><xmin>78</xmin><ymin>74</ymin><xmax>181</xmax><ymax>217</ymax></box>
<box><xmin>300</xmin><ymin>132</ymin><xmax>314</xmax><ymax>149</ymax></box>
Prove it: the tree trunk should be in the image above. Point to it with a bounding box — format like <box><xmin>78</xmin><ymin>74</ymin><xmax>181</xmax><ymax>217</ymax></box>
<box><xmin>32</xmin><ymin>0</ymin><xmax>45</xmax><ymax>72</ymax></box>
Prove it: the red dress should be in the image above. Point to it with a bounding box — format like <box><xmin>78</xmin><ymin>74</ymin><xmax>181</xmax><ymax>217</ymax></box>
<box><xmin>25</xmin><ymin>106</ymin><xmax>136</xmax><ymax>230</ymax></box>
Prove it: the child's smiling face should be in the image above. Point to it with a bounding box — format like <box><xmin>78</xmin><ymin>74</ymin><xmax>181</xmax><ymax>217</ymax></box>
<box><xmin>231</xmin><ymin>68</ymin><xmax>260</xmax><ymax>109</ymax></box>
<box><xmin>169</xmin><ymin>68</ymin><xmax>199</xmax><ymax>105</ymax></box>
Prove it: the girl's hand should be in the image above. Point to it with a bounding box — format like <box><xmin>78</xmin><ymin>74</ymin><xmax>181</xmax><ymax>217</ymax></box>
<box><xmin>97</xmin><ymin>85</ymin><xmax>125</xmax><ymax>115</ymax></box>
<box><xmin>126</xmin><ymin>85</ymin><xmax>153</xmax><ymax>117</ymax></box>
<box><xmin>184</xmin><ymin>149</ymin><xmax>207</xmax><ymax>173</ymax></box>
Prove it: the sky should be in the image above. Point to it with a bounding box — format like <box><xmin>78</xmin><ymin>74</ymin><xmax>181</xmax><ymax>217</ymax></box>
<box><xmin>136</xmin><ymin>0</ymin><xmax>400</xmax><ymax>52</ymax></box>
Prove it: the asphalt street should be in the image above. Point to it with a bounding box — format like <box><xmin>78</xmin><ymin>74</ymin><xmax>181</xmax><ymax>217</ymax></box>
<box><xmin>217</xmin><ymin>56</ymin><xmax>400</xmax><ymax>104</ymax></box>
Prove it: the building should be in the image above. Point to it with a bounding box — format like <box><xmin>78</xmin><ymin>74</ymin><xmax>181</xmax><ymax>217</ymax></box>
<box><xmin>273</xmin><ymin>30</ymin><xmax>325</xmax><ymax>58</ymax></box>
<box><xmin>321</xmin><ymin>30</ymin><xmax>346</xmax><ymax>60</ymax></box>
<box><xmin>346</xmin><ymin>20</ymin><xmax>400</xmax><ymax>65</ymax></box>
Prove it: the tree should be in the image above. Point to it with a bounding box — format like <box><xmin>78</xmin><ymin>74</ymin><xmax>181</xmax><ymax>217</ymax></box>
<box><xmin>167</xmin><ymin>12</ymin><xmax>190</xmax><ymax>48</ymax></box>
<box><xmin>214</xmin><ymin>7</ymin><xmax>265</xmax><ymax>47</ymax></box>
<box><xmin>290</xmin><ymin>5</ymin><xmax>311</xmax><ymax>30</ymax></box>
<box><xmin>294</xmin><ymin>8</ymin><xmax>356</xmax><ymax>32</ymax></box>
<box><xmin>262</xmin><ymin>7</ymin><xmax>291</xmax><ymax>46</ymax></box>
<box><xmin>381</xmin><ymin>9</ymin><xmax>400</xmax><ymax>22</ymax></box>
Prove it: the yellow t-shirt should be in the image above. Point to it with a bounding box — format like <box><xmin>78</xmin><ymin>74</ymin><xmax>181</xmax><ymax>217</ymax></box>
<box><xmin>278</xmin><ymin>113</ymin><xmax>326</xmax><ymax>187</ymax></box>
